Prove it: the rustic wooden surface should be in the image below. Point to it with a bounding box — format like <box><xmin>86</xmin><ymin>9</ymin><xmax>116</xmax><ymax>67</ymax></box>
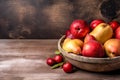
<box><xmin>0</xmin><ymin>39</ymin><xmax>120</xmax><ymax>80</ymax></box>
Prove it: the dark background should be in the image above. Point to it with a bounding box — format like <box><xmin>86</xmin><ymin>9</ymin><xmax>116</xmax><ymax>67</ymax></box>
<box><xmin>0</xmin><ymin>0</ymin><xmax>120</xmax><ymax>39</ymax></box>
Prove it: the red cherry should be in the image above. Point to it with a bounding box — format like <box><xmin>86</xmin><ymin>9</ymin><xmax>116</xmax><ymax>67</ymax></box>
<box><xmin>46</xmin><ymin>58</ymin><xmax>56</xmax><ymax>66</ymax></box>
<box><xmin>62</xmin><ymin>62</ymin><xmax>73</xmax><ymax>73</ymax></box>
<box><xmin>54</xmin><ymin>55</ymin><xmax>63</xmax><ymax>63</ymax></box>
<box><xmin>109</xmin><ymin>21</ymin><xmax>119</xmax><ymax>30</ymax></box>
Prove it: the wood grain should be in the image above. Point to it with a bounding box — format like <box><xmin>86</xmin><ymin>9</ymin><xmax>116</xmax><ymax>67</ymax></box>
<box><xmin>0</xmin><ymin>39</ymin><xmax>120</xmax><ymax>80</ymax></box>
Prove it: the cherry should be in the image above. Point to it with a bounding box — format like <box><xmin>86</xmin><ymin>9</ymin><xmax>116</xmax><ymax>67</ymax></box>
<box><xmin>62</xmin><ymin>62</ymin><xmax>73</xmax><ymax>73</ymax></box>
<box><xmin>46</xmin><ymin>58</ymin><xmax>56</xmax><ymax>66</ymax></box>
<box><xmin>54</xmin><ymin>55</ymin><xmax>63</xmax><ymax>63</ymax></box>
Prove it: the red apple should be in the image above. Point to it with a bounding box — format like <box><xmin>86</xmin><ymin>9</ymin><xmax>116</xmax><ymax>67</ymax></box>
<box><xmin>90</xmin><ymin>19</ymin><xmax>104</xmax><ymax>29</ymax></box>
<box><xmin>115</xmin><ymin>27</ymin><xmax>120</xmax><ymax>39</ymax></box>
<box><xmin>109</xmin><ymin>21</ymin><xmax>119</xmax><ymax>30</ymax></box>
<box><xmin>70</xmin><ymin>20</ymin><xmax>90</xmax><ymax>39</ymax></box>
<box><xmin>65</xmin><ymin>30</ymin><xmax>75</xmax><ymax>39</ymax></box>
<box><xmin>82</xmin><ymin>40</ymin><xmax>105</xmax><ymax>58</ymax></box>
<box><xmin>84</xmin><ymin>34</ymin><xmax>96</xmax><ymax>43</ymax></box>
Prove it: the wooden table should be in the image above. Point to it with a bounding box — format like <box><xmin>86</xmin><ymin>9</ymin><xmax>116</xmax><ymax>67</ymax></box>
<box><xmin>0</xmin><ymin>39</ymin><xmax>120</xmax><ymax>80</ymax></box>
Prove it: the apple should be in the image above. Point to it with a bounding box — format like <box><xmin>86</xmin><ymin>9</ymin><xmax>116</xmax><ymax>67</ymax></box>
<box><xmin>109</xmin><ymin>21</ymin><xmax>119</xmax><ymax>30</ymax></box>
<box><xmin>65</xmin><ymin>30</ymin><xmax>75</xmax><ymax>39</ymax></box>
<box><xmin>62</xmin><ymin>38</ymin><xmax>83</xmax><ymax>54</ymax></box>
<box><xmin>115</xmin><ymin>27</ymin><xmax>120</xmax><ymax>39</ymax></box>
<box><xmin>84</xmin><ymin>34</ymin><xmax>96</xmax><ymax>43</ymax></box>
<box><xmin>104</xmin><ymin>39</ymin><xmax>120</xmax><ymax>58</ymax></box>
<box><xmin>90</xmin><ymin>19</ymin><xmax>104</xmax><ymax>29</ymax></box>
<box><xmin>82</xmin><ymin>40</ymin><xmax>105</xmax><ymax>58</ymax></box>
<box><xmin>90</xmin><ymin>23</ymin><xmax>113</xmax><ymax>44</ymax></box>
<box><xmin>65</xmin><ymin>30</ymin><xmax>71</xmax><ymax>37</ymax></box>
<box><xmin>70</xmin><ymin>20</ymin><xmax>90</xmax><ymax>39</ymax></box>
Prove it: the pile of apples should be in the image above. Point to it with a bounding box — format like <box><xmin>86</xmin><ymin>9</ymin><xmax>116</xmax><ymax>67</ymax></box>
<box><xmin>62</xmin><ymin>19</ymin><xmax>120</xmax><ymax>58</ymax></box>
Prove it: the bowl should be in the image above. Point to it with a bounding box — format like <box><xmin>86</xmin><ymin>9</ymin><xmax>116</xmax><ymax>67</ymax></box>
<box><xmin>58</xmin><ymin>35</ymin><xmax>120</xmax><ymax>72</ymax></box>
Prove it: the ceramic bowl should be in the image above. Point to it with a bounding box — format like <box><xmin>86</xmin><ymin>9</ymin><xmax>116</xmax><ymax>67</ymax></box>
<box><xmin>58</xmin><ymin>35</ymin><xmax>120</xmax><ymax>72</ymax></box>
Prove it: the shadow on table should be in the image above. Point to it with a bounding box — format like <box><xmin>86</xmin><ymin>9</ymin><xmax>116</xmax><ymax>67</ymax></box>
<box><xmin>100</xmin><ymin>69</ymin><xmax>120</xmax><ymax>75</ymax></box>
<box><xmin>75</xmin><ymin>67</ymin><xmax>120</xmax><ymax>75</ymax></box>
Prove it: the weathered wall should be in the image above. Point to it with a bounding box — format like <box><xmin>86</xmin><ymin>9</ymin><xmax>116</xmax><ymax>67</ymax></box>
<box><xmin>0</xmin><ymin>0</ymin><xmax>120</xmax><ymax>39</ymax></box>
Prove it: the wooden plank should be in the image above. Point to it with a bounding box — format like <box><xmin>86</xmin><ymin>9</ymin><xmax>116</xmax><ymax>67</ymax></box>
<box><xmin>0</xmin><ymin>39</ymin><xmax>120</xmax><ymax>80</ymax></box>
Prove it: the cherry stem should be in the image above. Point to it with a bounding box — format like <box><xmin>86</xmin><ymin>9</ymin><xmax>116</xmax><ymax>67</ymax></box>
<box><xmin>51</xmin><ymin>62</ymin><xmax>64</xmax><ymax>69</ymax></box>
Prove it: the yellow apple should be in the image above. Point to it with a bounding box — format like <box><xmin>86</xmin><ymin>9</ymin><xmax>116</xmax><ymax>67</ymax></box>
<box><xmin>90</xmin><ymin>23</ymin><xmax>113</xmax><ymax>44</ymax></box>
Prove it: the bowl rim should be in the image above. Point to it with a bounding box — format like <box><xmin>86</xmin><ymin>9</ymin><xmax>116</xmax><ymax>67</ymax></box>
<box><xmin>58</xmin><ymin>35</ymin><xmax>120</xmax><ymax>64</ymax></box>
